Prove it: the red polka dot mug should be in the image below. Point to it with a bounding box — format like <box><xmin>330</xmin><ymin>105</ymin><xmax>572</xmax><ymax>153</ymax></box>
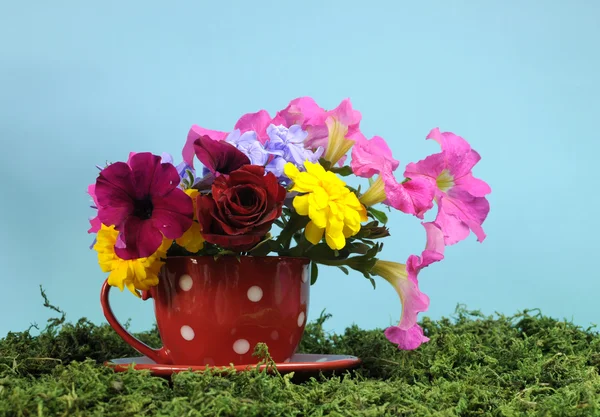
<box><xmin>100</xmin><ymin>256</ymin><xmax>310</xmax><ymax>366</ymax></box>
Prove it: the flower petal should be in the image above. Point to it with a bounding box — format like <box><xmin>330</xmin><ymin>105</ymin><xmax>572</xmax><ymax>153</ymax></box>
<box><xmin>193</xmin><ymin>135</ymin><xmax>250</xmax><ymax>175</ymax></box>
<box><xmin>128</xmin><ymin>153</ymin><xmax>164</xmax><ymax>200</ymax></box>
<box><xmin>423</xmin><ymin>221</ymin><xmax>445</xmax><ymax>258</ymax></box>
<box><xmin>88</xmin><ymin>216</ymin><xmax>101</xmax><ymax>234</ymax></box>
<box><xmin>293</xmin><ymin>194</ymin><xmax>310</xmax><ymax>216</ymax></box>
<box><xmin>305</xmin><ymin>221</ymin><xmax>324</xmax><ymax>245</ymax></box>
<box><xmin>351</xmin><ymin>135</ymin><xmax>399</xmax><ymax>178</ymax></box>
<box><xmin>426</xmin><ymin>128</ymin><xmax>479</xmax><ymax>179</ymax></box>
<box><xmin>454</xmin><ymin>169</ymin><xmax>492</xmax><ymax>197</ymax></box>
<box><xmin>234</xmin><ymin>109</ymin><xmax>272</xmax><ymax>144</ymax></box>
<box><xmin>381</xmin><ymin>170</ymin><xmax>435</xmax><ymax>218</ymax></box>
<box><xmin>183</xmin><ymin>125</ymin><xmax>228</xmax><ymax>168</ymax></box>
<box><xmin>435</xmin><ymin>190</ymin><xmax>490</xmax><ymax>245</ymax></box>
<box><xmin>275</xmin><ymin>97</ymin><xmax>329</xmax><ymax>150</ymax></box>
<box><xmin>384</xmin><ymin>324</ymin><xmax>430</xmax><ymax>350</ymax></box>
<box><xmin>115</xmin><ymin>217</ymin><xmax>163</xmax><ymax>259</ymax></box>
<box><xmin>95</xmin><ymin>162</ymin><xmax>135</xmax><ymax>227</ymax></box>
<box><xmin>152</xmin><ymin>193</ymin><xmax>194</xmax><ymax>240</ymax></box>
<box><xmin>201</xmin><ymin>232</ymin><xmax>262</xmax><ymax>251</ymax></box>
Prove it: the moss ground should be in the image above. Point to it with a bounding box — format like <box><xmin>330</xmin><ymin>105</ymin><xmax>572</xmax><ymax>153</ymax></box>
<box><xmin>1</xmin><ymin>292</ymin><xmax>600</xmax><ymax>416</ymax></box>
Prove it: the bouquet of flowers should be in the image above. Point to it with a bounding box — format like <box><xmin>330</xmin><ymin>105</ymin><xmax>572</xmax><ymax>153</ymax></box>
<box><xmin>88</xmin><ymin>97</ymin><xmax>491</xmax><ymax>351</ymax></box>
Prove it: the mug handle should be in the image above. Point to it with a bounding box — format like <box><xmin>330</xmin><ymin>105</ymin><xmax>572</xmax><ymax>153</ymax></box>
<box><xmin>100</xmin><ymin>280</ymin><xmax>171</xmax><ymax>364</ymax></box>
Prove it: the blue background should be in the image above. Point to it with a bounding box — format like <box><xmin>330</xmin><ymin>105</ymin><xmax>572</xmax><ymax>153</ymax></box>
<box><xmin>1</xmin><ymin>1</ymin><xmax>598</xmax><ymax>339</ymax></box>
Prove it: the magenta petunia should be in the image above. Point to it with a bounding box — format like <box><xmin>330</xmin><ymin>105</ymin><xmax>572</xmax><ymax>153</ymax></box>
<box><xmin>95</xmin><ymin>152</ymin><xmax>194</xmax><ymax>259</ymax></box>
<box><xmin>404</xmin><ymin>128</ymin><xmax>491</xmax><ymax>245</ymax></box>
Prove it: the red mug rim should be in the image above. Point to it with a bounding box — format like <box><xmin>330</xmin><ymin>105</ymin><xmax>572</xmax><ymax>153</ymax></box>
<box><xmin>163</xmin><ymin>255</ymin><xmax>311</xmax><ymax>263</ymax></box>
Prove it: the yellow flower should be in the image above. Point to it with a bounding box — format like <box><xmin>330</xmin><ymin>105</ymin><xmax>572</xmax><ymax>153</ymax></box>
<box><xmin>284</xmin><ymin>161</ymin><xmax>367</xmax><ymax>250</ymax></box>
<box><xmin>94</xmin><ymin>224</ymin><xmax>171</xmax><ymax>297</ymax></box>
<box><xmin>176</xmin><ymin>189</ymin><xmax>205</xmax><ymax>253</ymax></box>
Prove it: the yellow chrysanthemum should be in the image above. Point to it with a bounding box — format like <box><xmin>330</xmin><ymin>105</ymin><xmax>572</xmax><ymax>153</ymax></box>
<box><xmin>176</xmin><ymin>189</ymin><xmax>205</xmax><ymax>253</ymax></box>
<box><xmin>94</xmin><ymin>224</ymin><xmax>171</xmax><ymax>297</ymax></box>
<box><xmin>284</xmin><ymin>161</ymin><xmax>368</xmax><ymax>250</ymax></box>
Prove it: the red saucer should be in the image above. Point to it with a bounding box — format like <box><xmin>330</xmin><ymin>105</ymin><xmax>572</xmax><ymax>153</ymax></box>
<box><xmin>105</xmin><ymin>353</ymin><xmax>361</xmax><ymax>377</ymax></box>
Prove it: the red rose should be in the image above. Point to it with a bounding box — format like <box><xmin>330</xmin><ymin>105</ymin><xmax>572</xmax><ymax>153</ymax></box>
<box><xmin>196</xmin><ymin>165</ymin><xmax>286</xmax><ymax>251</ymax></box>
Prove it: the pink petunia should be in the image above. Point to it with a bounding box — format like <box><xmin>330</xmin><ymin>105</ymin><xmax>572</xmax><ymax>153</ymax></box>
<box><xmin>233</xmin><ymin>109</ymin><xmax>272</xmax><ymax>144</ymax></box>
<box><xmin>404</xmin><ymin>128</ymin><xmax>491</xmax><ymax>245</ymax></box>
<box><xmin>95</xmin><ymin>152</ymin><xmax>194</xmax><ymax>259</ymax></box>
<box><xmin>274</xmin><ymin>97</ymin><xmax>363</xmax><ymax>163</ymax></box>
<box><xmin>350</xmin><ymin>135</ymin><xmax>399</xmax><ymax>178</ymax></box>
<box><xmin>384</xmin><ymin>324</ymin><xmax>430</xmax><ymax>351</ymax></box>
<box><xmin>376</xmin><ymin>222</ymin><xmax>445</xmax><ymax>350</ymax></box>
<box><xmin>351</xmin><ymin>135</ymin><xmax>436</xmax><ymax>218</ymax></box>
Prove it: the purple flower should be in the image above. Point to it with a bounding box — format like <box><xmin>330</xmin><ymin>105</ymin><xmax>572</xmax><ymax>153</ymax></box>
<box><xmin>264</xmin><ymin>124</ymin><xmax>324</xmax><ymax>177</ymax></box>
<box><xmin>226</xmin><ymin>130</ymin><xmax>269</xmax><ymax>166</ymax></box>
<box><xmin>95</xmin><ymin>152</ymin><xmax>194</xmax><ymax>259</ymax></box>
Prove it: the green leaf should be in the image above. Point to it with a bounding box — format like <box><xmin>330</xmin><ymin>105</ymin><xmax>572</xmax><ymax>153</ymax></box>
<box><xmin>368</xmin><ymin>207</ymin><xmax>388</xmax><ymax>224</ymax></box>
<box><xmin>338</xmin><ymin>266</ymin><xmax>349</xmax><ymax>275</ymax></box>
<box><xmin>318</xmin><ymin>158</ymin><xmax>332</xmax><ymax>171</ymax></box>
<box><xmin>345</xmin><ymin>242</ymin><xmax>371</xmax><ymax>255</ymax></box>
<box><xmin>310</xmin><ymin>262</ymin><xmax>319</xmax><ymax>285</ymax></box>
<box><xmin>186</xmin><ymin>169</ymin><xmax>195</xmax><ymax>185</ymax></box>
<box><xmin>329</xmin><ymin>166</ymin><xmax>353</xmax><ymax>176</ymax></box>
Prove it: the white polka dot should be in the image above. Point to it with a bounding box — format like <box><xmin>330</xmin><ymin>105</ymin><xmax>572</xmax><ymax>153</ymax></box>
<box><xmin>302</xmin><ymin>272</ymin><xmax>308</xmax><ymax>283</ymax></box>
<box><xmin>180</xmin><ymin>325</ymin><xmax>195</xmax><ymax>341</ymax></box>
<box><xmin>233</xmin><ymin>339</ymin><xmax>250</xmax><ymax>355</ymax></box>
<box><xmin>316</xmin><ymin>357</ymin><xmax>328</xmax><ymax>362</ymax></box>
<box><xmin>247</xmin><ymin>286</ymin><xmax>263</xmax><ymax>302</ymax></box>
<box><xmin>284</xmin><ymin>358</ymin><xmax>291</xmax><ymax>363</ymax></box>
<box><xmin>270</xmin><ymin>331</ymin><xmax>279</xmax><ymax>340</ymax></box>
<box><xmin>297</xmin><ymin>311</ymin><xmax>305</xmax><ymax>327</ymax></box>
<box><xmin>179</xmin><ymin>274</ymin><xmax>193</xmax><ymax>291</ymax></box>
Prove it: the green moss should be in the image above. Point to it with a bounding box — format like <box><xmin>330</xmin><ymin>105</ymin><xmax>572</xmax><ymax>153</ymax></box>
<box><xmin>1</xmin><ymin>295</ymin><xmax>600</xmax><ymax>416</ymax></box>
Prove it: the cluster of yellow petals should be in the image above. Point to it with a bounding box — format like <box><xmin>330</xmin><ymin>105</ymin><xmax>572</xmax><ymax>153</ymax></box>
<box><xmin>175</xmin><ymin>188</ymin><xmax>205</xmax><ymax>253</ymax></box>
<box><xmin>284</xmin><ymin>161</ymin><xmax>367</xmax><ymax>250</ymax></box>
<box><xmin>94</xmin><ymin>224</ymin><xmax>171</xmax><ymax>297</ymax></box>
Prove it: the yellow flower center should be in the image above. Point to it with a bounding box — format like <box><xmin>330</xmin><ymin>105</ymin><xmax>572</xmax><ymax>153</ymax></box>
<box><xmin>436</xmin><ymin>169</ymin><xmax>455</xmax><ymax>192</ymax></box>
